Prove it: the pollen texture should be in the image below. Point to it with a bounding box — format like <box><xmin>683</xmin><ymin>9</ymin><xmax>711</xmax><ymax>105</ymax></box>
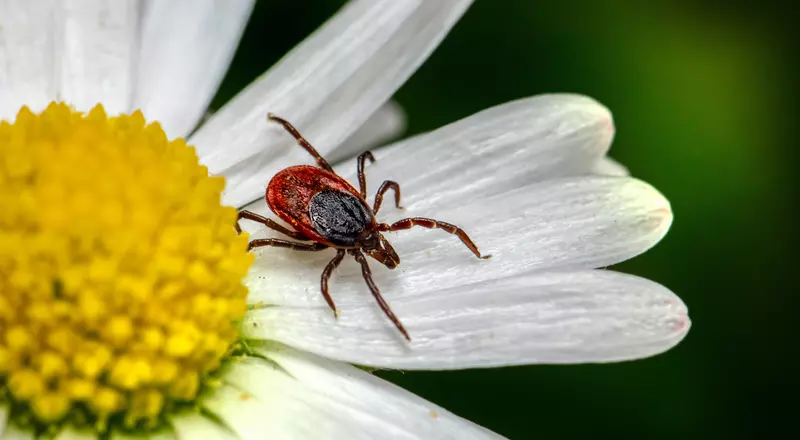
<box><xmin>0</xmin><ymin>103</ymin><xmax>253</xmax><ymax>432</ymax></box>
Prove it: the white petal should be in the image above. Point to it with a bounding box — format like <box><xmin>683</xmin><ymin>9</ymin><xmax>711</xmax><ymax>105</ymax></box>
<box><xmin>144</xmin><ymin>432</ymin><xmax>177</xmax><ymax>440</ymax></box>
<box><xmin>171</xmin><ymin>413</ymin><xmax>237</xmax><ymax>440</ymax></box>
<box><xmin>336</xmin><ymin>101</ymin><xmax>407</xmax><ymax>159</ymax></box>
<box><xmin>0</xmin><ymin>0</ymin><xmax>57</xmax><ymax>120</ymax></box>
<box><xmin>135</xmin><ymin>0</ymin><xmax>255</xmax><ymax>138</ymax></box>
<box><xmin>199</xmin><ymin>385</ymin><xmax>270</xmax><ymax>440</ymax></box>
<box><xmin>245</xmin><ymin>176</ymin><xmax>672</xmax><ymax>307</ymax></box>
<box><xmin>52</xmin><ymin>429</ymin><xmax>95</xmax><ymax>440</ymax></box>
<box><xmin>143</xmin><ymin>432</ymin><xmax>177</xmax><ymax>440</ymax></box>
<box><xmin>246</xmin><ymin>271</ymin><xmax>689</xmax><ymax>369</ymax></box>
<box><xmin>0</xmin><ymin>406</ymin><xmax>7</xmax><ymax>436</ymax></box>
<box><xmin>2</xmin><ymin>423</ymin><xmax>35</xmax><ymax>439</ymax></box>
<box><xmin>204</xmin><ymin>346</ymin><xmax>503</xmax><ymax>440</ymax></box>
<box><xmin>58</xmin><ymin>0</ymin><xmax>140</xmax><ymax>114</ymax></box>
<box><xmin>190</xmin><ymin>0</ymin><xmax>474</xmax><ymax>208</ymax></box>
<box><xmin>335</xmin><ymin>94</ymin><xmax>614</xmax><ymax>212</ymax></box>
<box><xmin>593</xmin><ymin>156</ymin><xmax>630</xmax><ymax>176</ymax></box>
<box><xmin>112</xmin><ymin>431</ymin><xmax>174</xmax><ymax>440</ymax></box>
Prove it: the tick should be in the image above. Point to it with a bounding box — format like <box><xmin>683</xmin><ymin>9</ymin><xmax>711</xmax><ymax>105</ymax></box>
<box><xmin>235</xmin><ymin>114</ymin><xmax>491</xmax><ymax>340</ymax></box>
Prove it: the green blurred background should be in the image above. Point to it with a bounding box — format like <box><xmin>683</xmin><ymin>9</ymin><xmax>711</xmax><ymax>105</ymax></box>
<box><xmin>211</xmin><ymin>1</ymin><xmax>796</xmax><ymax>438</ymax></box>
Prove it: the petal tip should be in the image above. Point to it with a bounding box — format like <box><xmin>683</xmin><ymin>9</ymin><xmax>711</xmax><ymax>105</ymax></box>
<box><xmin>548</xmin><ymin>93</ymin><xmax>613</xmax><ymax>119</ymax></box>
<box><xmin>627</xmin><ymin>178</ymin><xmax>674</xmax><ymax>232</ymax></box>
<box><xmin>657</xmin><ymin>307</ymin><xmax>691</xmax><ymax>357</ymax></box>
<box><xmin>644</xmin><ymin>285</ymin><xmax>690</xmax><ymax>358</ymax></box>
<box><xmin>542</xmin><ymin>93</ymin><xmax>615</xmax><ymax>146</ymax></box>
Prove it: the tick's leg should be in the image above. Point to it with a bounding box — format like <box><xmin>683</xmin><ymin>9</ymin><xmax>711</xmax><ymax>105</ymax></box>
<box><xmin>356</xmin><ymin>151</ymin><xmax>375</xmax><ymax>199</ymax></box>
<box><xmin>373</xmin><ymin>180</ymin><xmax>403</xmax><ymax>214</ymax></box>
<box><xmin>351</xmin><ymin>250</ymin><xmax>410</xmax><ymax>341</ymax></box>
<box><xmin>247</xmin><ymin>238</ymin><xmax>328</xmax><ymax>252</ymax></box>
<box><xmin>321</xmin><ymin>249</ymin><xmax>346</xmax><ymax>318</ymax></box>
<box><xmin>236</xmin><ymin>210</ymin><xmax>310</xmax><ymax>240</ymax></box>
<box><xmin>382</xmin><ymin>217</ymin><xmax>491</xmax><ymax>260</ymax></box>
<box><xmin>267</xmin><ymin>113</ymin><xmax>334</xmax><ymax>172</ymax></box>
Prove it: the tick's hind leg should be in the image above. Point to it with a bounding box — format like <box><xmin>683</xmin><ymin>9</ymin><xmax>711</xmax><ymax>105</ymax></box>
<box><xmin>267</xmin><ymin>113</ymin><xmax>334</xmax><ymax>172</ymax></box>
<box><xmin>382</xmin><ymin>217</ymin><xmax>491</xmax><ymax>259</ymax></box>
<box><xmin>351</xmin><ymin>250</ymin><xmax>410</xmax><ymax>341</ymax></box>
<box><xmin>247</xmin><ymin>238</ymin><xmax>328</xmax><ymax>252</ymax></box>
<box><xmin>321</xmin><ymin>250</ymin><xmax>346</xmax><ymax>318</ymax></box>
<box><xmin>373</xmin><ymin>180</ymin><xmax>403</xmax><ymax>214</ymax></box>
<box><xmin>236</xmin><ymin>210</ymin><xmax>311</xmax><ymax>240</ymax></box>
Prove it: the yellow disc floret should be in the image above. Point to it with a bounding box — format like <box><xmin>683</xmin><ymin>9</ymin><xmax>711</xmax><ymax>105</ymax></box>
<box><xmin>0</xmin><ymin>103</ymin><xmax>253</xmax><ymax>432</ymax></box>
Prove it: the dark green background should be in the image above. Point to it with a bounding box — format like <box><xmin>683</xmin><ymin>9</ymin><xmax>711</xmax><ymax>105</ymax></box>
<box><xmin>212</xmin><ymin>1</ymin><xmax>797</xmax><ymax>438</ymax></box>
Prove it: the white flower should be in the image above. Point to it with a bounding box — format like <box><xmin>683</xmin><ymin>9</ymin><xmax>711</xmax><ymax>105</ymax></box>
<box><xmin>0</xmin><ymin>0</ymin><xmax>689</xmax><ymax>439</ymax></box>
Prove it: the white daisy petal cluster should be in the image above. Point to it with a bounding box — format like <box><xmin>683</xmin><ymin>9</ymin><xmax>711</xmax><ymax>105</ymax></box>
<box><xmin>241</xmin><ymin>94</ymin><xmax>686</xmax><ymax>369</ymax></box>
<box><xmin>0</xmin><ymin>0</ymin><xmax>689</xmax><ymax>439</ymax></box>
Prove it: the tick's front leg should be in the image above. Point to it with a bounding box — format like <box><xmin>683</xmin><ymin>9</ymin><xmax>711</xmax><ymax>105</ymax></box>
<box><xmin>382</xmin><ymin>217</ymin><xmax>491</xmax><ymax>259</ymax></box>
<box><xmin>356</xmin><ymin>151</ymin><xmax>376</xmax><ymax>199</ymax></box>
<box><xmin>236</xmin><ymin>210</ymin><xmax>310</xmax><ymax>240</ymax></box>
<box><xmin>373</xmin><ymin>180</ymin><xmax>403</xmax><ymax>214</ymax></box>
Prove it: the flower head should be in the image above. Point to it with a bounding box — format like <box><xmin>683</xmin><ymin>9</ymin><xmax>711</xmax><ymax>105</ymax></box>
<box><xmin>0</xmin><ymin>102</ymin><xmax>252</xmax><ymax>433</ymax></box>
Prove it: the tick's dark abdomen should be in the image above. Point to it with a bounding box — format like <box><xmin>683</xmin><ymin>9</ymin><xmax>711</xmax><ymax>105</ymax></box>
<box><xmin>309</xmin><ymin>190</ymin><xmax>371</xmax><ymax>246</ymax></box>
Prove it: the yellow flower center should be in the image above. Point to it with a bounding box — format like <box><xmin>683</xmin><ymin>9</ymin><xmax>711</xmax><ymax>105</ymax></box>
<box><xmin>0</xmin><ymin>103</ymin><xmax>253</xmax><ymax>433</ymax></box>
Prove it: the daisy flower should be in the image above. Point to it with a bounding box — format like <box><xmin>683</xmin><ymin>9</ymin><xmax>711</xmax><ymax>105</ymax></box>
<box><xmin>0</xmin><ymin>0</ymin><xmax>690</xmax><ymax>438</ymax></box>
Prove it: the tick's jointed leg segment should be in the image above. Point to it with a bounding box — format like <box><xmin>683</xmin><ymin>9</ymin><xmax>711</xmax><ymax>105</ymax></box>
<box><xmin>267</xmin><ymin>113</ymin><xmax>334</xmax><ymax>172</ymax></box>
<box><xmin>366</xmin><ymin>234</ymin><xmax>400</xmax><ymax>269</ymax></box>
<box><xmin>351</xmin><ymin>249</ymin><xmax>410</xmax><ymax>341</ymax></box>
<box><xmin>247</xmin><ymin>239</ymin><xmax>328</xmax><ymax>252</ymax></box>
<box><xmin>321</xmin><ymin>250</ymin><xmax>346</xmax><ymax>318</ymax></box>
<box><xmin>236</xmin><ymin>210</ymin><xmax>310</xmax><ymax>240</ymax></box>
<box><xmin>357</xmin><ymin>151</ymin><xmax>375</xmax><ymax>199</ymax></box>
<box><xmin>373</xmin><ymin>180</ymin><xmax>402</xmax><ymax>214</ymax></box>
<box><xmin>382</xmin><ymin>217</ymin><xmax>491</xmax><ymax>260</ymax></box>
